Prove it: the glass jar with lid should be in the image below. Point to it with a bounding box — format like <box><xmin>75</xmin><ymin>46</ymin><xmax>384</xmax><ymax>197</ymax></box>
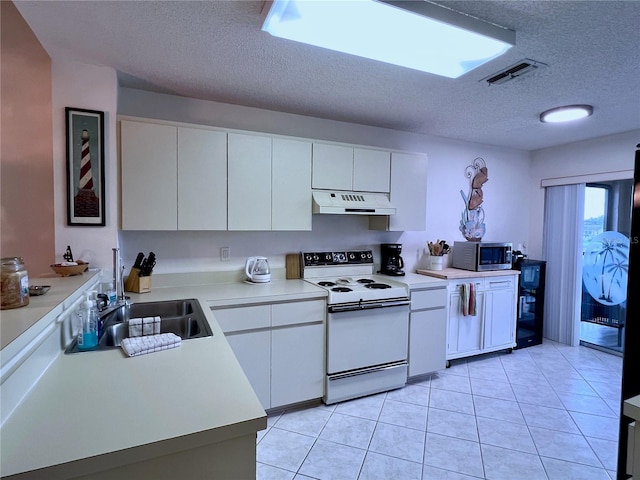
<box><xmin>1</xmin><ymin>257</ymin><xmax>29</xmax><ymax>309</ymax></box>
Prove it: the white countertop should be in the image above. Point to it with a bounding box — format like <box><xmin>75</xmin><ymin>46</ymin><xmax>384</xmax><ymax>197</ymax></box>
<box><xmin>0</xmin><ymin>270</ymin><xmax>102</xmax><ymax>350</ymax></box>
<box><xmin>416</xmin><ymin>267</ymin><xmax>520</xmax><ymax>280</ymax></box>
<box><xmin>1</xmin><ymin>278</ymin><xmax>332</xmax><ymax>478</ymax></box>
<box><xmin>126</xmin><ymin>278</ymin><xmax>327</xmax><ymax>308</ymax></box>
<box><xmin>400</xmin><ymin>272</ymin><xmax>448</xmax><ymax>289</ymax></box>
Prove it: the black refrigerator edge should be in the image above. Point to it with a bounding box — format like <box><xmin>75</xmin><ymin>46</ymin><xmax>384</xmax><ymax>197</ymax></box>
<box><xmin>618</xmin><ymin>143</ymin><xmax>640</xmax><ymax>479</ymax></box>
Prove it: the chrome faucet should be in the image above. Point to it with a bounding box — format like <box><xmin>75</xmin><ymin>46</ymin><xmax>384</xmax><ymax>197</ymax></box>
<box><xmin>112</xmin><ymin>247</ymin><xmax>126</xmax><ymax>301</ymax></box>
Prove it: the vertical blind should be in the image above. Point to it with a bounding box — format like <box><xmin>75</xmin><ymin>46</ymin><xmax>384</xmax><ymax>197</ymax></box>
<box><xmin>542</xmin><ymin>183</ymin><xmax>585</xmax><ymax>345</ymax></box>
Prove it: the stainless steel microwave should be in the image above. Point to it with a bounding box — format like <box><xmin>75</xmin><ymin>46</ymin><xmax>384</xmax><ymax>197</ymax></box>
<box><xmin>452</xmin><ymin>241</ymin><xmax>513</xmax><ymax>271</ymax></box>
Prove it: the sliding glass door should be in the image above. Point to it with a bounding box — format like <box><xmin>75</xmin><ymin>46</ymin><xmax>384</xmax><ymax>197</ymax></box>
<box><xmin>580</xmin><ymin>180</ymin><xmax>633</xmax><ymax>354</ymax></box>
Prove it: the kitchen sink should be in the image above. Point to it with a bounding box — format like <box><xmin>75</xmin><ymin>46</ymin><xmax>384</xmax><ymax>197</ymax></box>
<box><xmin>65</xmin><ymin>298</ymin><xmax>213</xmax><ymax>354</ymax></box>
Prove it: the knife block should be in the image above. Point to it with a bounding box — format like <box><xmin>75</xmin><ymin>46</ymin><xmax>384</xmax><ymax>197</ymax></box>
<box><xmin>124</xmin><ymin>268</ymin><xmax>152</xmax><ymax>294</ymax></box>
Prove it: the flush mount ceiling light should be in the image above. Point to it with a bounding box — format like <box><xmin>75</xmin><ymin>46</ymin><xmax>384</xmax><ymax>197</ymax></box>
<box><xmin>539</xmin><ymin>104</ymin><xmax>594</xmax><ymax>123</ymax></box>
<box><xmin>261</xmin><ymin>0</ymin><xmax>515</xmax><ymax>79</ymax></box>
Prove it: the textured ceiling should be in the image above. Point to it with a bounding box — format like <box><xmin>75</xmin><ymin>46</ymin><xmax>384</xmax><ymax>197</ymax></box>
<box><xmin>14</xmin><ymin>0</ymin><xmax>640</xmax><ymax>151</ymax></box>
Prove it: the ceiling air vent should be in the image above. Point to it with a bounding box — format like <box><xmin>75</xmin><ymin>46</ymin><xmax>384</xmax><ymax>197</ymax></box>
<box><xmin>482</xmin><ymin>59</ymin><xmax>546</xmax><ymax>85</ymax></box>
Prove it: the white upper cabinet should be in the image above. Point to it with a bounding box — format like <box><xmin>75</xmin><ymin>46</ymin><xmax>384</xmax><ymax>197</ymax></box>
<box><xmin>370</xmin><ymin>152</ymin><xmax>427</xmax><ymax>231</ymax></box>
<box><xmin>177</xmin><ymin>128</ymin><xmax>227</xmax><ymax>230</ymax></box>
<box><xmin>353</xmin><ymin>148</ymin><xmax>390</xmax><ymax>193</ymax></box>
<box><xmin>227</xmin><ymin>132</ymin><xmax>272</xmax><ymax>231</ymax></box>
<box><xmin>312</xmin><ymin>143</ymin><xmax>391</xmax><ymax>193</ymax></box>
<box><xmin>228</xmin><ymin>133</ymin><xmax>312</xmax><ymax>231</ymax></box>
<box><xmin>121</xmin><ymin>117</ymin><xmax>425</xmax><ymax>232</ymax></box>
<box><xmin>312</xmin><ymin>143</ymin><xmax>353</xmax><ymax>190</ymax></box>
<box><xmin>121</xmin><ymin>120</ymin><xmax>178</xmax><ymax>230</ymax></box>
<box><xmin>121</xmin><ymin>121</ymin><xmax>228</xmax><ymax>231</ymax></box>
<box><xmin>389</xmin><ymin>152</ymin><xmax>427</xmax><ymax>231</ymax></box>
<box><xmin>272</xmin><ymin>138</ymin><xmax>312</xmax><ymax>231</ymax></box>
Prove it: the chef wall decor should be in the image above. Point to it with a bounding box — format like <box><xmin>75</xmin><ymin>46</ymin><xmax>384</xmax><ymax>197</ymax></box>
<box><xmin>65</xmin><ymin>107</ymin><xmax>106</xmax><ymax>226</ymax></box>
<box><xmin>459</xmin><ymin>157</ymin><xmax>488</xmax><ymax>241</ymax></box>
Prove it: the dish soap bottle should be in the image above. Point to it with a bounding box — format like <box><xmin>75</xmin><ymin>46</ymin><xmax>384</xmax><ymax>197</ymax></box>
<box><xmin>106</xmin><ymin>282</ymin><xmax>117</xmax><ymax>305</ymax></box>
<box><xmin>77</xmin><ymin>294</ymin><xmax>98</xmax><ymax>350</ymax></box>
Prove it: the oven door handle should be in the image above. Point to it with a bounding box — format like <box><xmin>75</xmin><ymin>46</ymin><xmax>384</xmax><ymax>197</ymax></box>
<box><xmin>328</xmin><ymin>299</ymin><xmax>410</xmax><ymax>313</ymax></box>
<box><xmin>328</xmin><ymin>361</ymin><xmax>407</xmax><ymax>381</ymax></box>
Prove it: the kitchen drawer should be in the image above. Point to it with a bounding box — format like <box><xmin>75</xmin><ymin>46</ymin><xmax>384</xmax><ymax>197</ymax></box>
<box><xmin>272</xmin><ymin>300</ymin><xmax>325</xmax><ymax>327</ymax></box>
<box><xmin>448</xmin><ymin>278</ymin><xmax>485</xmax><ymax>293</ymax></box>
<box><xmin>411</xmin><ymin>288</ymin><xmax>447</xmax><ymax>310</ymax></box>
<box><xmin>486</xmin><ymin>276</ymin><xmax>516</xmax><ymax>290</ymax></box>
<box><xmin>212</xmin><ymin>305</ymin><xmax>270</xmax><ymax>333</ymax></box>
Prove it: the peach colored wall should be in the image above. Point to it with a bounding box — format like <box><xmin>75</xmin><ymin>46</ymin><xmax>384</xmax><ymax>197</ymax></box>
<box><xmin>1</xmin><ymin>1</ymin><xmax>54</xmax><ymax>276</ymax></box>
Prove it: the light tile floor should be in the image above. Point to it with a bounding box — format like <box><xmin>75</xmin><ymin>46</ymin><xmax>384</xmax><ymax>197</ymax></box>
<box><xmin>257</xmin><ymin>340</ymin><xmax>622</xmax><ymax>480</ymax></box>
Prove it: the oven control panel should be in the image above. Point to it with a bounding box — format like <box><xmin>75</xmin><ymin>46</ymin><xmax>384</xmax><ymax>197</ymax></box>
<box><xmin>302</xmin><ymin>250</ymin><xmax>374</xmax><ymax>267</ymax></box>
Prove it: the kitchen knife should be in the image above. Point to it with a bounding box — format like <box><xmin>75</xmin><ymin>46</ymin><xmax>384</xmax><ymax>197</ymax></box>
<box><xmin>138</xmin><ymin>256</ymin><xmax>148</xmax><ymax>276</ymax></box>
<box><xmin>144</xmin><ymin>252</ymin><xmax>156</xmax><ymax>276</ymax></box>
<box><xmin>133</xmin><ymin>252</ymin><xmax>145</xmax><ymax>270</ymax></box>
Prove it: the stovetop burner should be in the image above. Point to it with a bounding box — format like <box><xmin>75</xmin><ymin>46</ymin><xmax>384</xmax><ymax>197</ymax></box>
<box><xmin>301</xmin><ymin>250</ymin><xmax>409</xmax><ymax>304</ymax></box>
<box><xmin>332</xmin><ymin>287</ymin><xmax>352</xmax><ymax>292</ymax></box>
<box><xmin>365</xmin><ymin>283</ymin><xmax>392</xmax><ymax>289</ymax></box>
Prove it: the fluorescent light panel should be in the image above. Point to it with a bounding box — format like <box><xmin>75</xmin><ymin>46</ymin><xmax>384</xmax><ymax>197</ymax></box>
<box><xmin>261</xmin><ymin>0</ymin><xmax>515</xmax><ymax>78</ymax></box>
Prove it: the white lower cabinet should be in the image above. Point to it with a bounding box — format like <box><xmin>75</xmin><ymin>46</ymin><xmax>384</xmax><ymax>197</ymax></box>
<box><xmin>408</xmin><ymin>287</ymin><xmax>447</xmax><ymax>378</ymax></box>
<box><xmin>225</xmin><ymin>331</ymin><xmax>271</xmax><ymax>408</ymax></box>
<box><xmin>447</xmin><ymin>284</ymin><xmax>485</xmax><ymax>358</ymax></box>
<box><xmin>446</xmin><ymin>275</ymin><xmax>517</xmax><ymax>362</ymax></box>
<box><xmin>212</xmin><ymin>299</ymin><xmax>325</xmax><ymax>410</ymax></box>
<box><xmin>271</xmin><ymin>323</ymin><xmax>324</xmax><ymax>407</ymax></box>
<box><xmin>484</xmin><ymin>279</ymin><xmax>517</xmax><ymax>348</ymax></box>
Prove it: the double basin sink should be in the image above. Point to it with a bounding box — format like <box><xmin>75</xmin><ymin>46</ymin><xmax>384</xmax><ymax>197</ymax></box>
<box><xmin>65</xmin><ymin>298</ymin><xmax>213</xmax><ymax>354</ymax></box>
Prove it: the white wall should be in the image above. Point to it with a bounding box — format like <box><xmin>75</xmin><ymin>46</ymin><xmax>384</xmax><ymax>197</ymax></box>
<box><xmin>118</xmin><ymin>88</ymin><xmax>531</xmax><ymax>276</ymax></box>
<box><xmin>52</xmin><ymin>60</ymin><xmax>119</xmax><ymax>272</ymax></box>
<box><xmin>528</xmin><ymin>130</ymin><xmax>639</xmax><ymax>259</ymax></box>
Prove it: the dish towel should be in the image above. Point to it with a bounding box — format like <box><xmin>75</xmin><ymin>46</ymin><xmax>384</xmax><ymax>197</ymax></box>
<box><xmin>469</xmin><ymin>283</ymin><xmax>477</xmax><ymax>316</ymax></box>
<box><xmin>460</xmin><ymin>283</ymin><xmax>477</xmax><ymax>317</ymax></box>
<box><xmin>461</xmin><ymin>284</ymin><xmax>469</xmax><ymax>316</ymax></box>
<box><xmin>121</xmin><ymin>333</ymin><xmax>181</xmax><ymax>357</ymax></box>
<box><xmin>128</xmin><ymin>317</ymin><xmax>161</xmax><ymax>337</ymax></box>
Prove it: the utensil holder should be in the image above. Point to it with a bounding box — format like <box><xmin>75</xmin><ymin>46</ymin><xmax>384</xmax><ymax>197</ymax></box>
<box><xmin>124</xmin><ymin>268</ymin><xmax>152</xmax><ymax>293</ymax></box>
<box><xmin>429</xmin><ymin>256</ymin><xmax>445</xmax><ymax>271</ymax></box>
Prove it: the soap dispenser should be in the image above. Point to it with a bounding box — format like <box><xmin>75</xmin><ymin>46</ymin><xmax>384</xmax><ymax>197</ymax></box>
<box><xmin>77</xmin><ymin>293</ymin><xmax>98</xmax><ymax>350</ymax></box>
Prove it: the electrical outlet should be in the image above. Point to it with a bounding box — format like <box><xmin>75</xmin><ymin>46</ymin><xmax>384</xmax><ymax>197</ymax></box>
<box><xmin>220</xmin><ymin>247</ymin><xmax>230</xmax><ymax>262</ymax></box>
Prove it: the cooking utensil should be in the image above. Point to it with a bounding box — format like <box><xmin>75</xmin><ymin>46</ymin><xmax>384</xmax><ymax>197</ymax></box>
<box><xmin>138</xmin><ymin>257</ymin><xmax>148</xmax><ymax>275</ymax></box>
<box><xmin>133</xmin><ymin>252</ymin><xmax>145</xmax><ymax>270</ymax></box>
<box><xmin>140</xmin><ymin>252</ymin><xmax>156</xmax><ymax>276</ymax></box>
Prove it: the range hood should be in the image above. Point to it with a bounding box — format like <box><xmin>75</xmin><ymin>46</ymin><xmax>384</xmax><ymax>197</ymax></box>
<box><xmin>312</xmin><ymin>190</ymin><xmax>396</xmax><ymax>215</ymax></box>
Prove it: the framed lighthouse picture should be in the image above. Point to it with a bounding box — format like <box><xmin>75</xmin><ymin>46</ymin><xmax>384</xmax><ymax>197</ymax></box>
<box><xmin>65</xmin><ymin>107</ymin><xmax>105</xmax><ymax>226</ymax></box>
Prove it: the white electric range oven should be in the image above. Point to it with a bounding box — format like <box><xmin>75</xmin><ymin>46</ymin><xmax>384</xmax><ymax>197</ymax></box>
<box><xmin>301</xmin><ymin>250</ymin><xmax>410</xmax><ymax>404</ymax></box>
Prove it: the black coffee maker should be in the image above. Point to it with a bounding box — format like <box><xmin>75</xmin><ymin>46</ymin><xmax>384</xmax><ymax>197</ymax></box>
<box><xmin>379</xmin><ymin>243</ymin><xmax>405</xmax><ymax>276</ymax></box>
